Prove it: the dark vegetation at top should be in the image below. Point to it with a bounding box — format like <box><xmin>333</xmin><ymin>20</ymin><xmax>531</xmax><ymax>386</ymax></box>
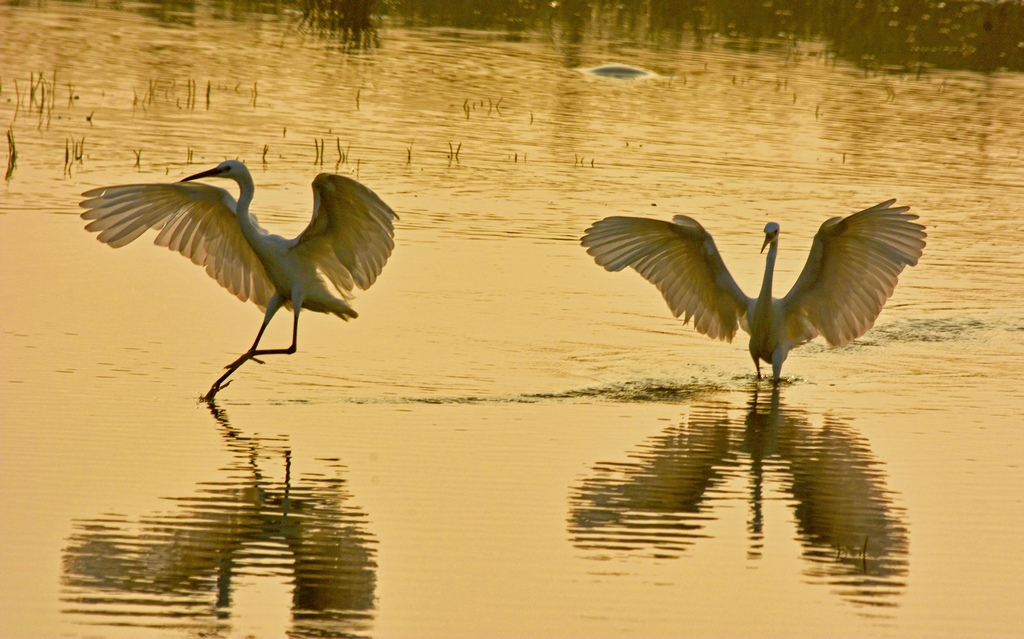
<box><xmin>27</xmin><ymin>0</ymin><xmax>1024</xmax><ymax>72</ymax></box>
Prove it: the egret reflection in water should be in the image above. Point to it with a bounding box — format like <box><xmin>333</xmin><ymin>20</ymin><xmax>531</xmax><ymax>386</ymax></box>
<box><xmin>569</xmin><ymin>387</ymin><xmax>910</xmax><ymax>609</ymax></box>
<box><xmin>60</xmin><ymin>403</ymin><xmax>378</xmax><ymax>637</ymax></box>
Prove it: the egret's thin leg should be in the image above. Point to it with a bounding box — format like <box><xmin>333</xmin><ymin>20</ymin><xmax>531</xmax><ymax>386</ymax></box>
<box><xmin>242</xmin><ymin>319</ymin><xmax>273</xmax><ymax>362</ymax></box>
<box><xmin>247</xmin><ymin>310</ymin><xmax>299</xmax><ymax>358</ymax></box>
<box><xmin>245</xmin><ymin>288</ymin><xmax>302</xmax><ymax>359</ymax></box>
<box><xmin>203</xmin><ymin>294</ymin><xmax>284</xmax><ymax>400</ymax></box>
<box><xmin>771</xmin><ymin>347</ymin><xmax>788</xmax><ymax>384</ymax></box>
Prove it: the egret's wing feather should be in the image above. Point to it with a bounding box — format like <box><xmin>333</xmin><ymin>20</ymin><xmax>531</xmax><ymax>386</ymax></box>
<box><xmin>293</xmin><ymin>174</ymin><xmax>398</xmax><ymax>297</ymax></box>
<box><xmin>581</xmin><ymin>216</ymin><xmax>752</xmax><ymax>341</ymax></box>
<box><xmin>781</xmin><ymin>199</ymin><xmax>926</xmax><ymax>348</ymax></box>
<box><xmin>80</xmin><ymin>182</ymin><xmax>275</xmax><ymax>308</ymax></box>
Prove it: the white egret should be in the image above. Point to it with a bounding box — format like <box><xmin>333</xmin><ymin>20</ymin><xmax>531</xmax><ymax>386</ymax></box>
<box><xmin>80</xmin><ymin>160</ymin><xmax>398</xmax><ymax>399</ymax></box>
<box><xmin>581</xmin><ymin>199</ymin><xmax>926</xmax><ymax>381</ymax></box>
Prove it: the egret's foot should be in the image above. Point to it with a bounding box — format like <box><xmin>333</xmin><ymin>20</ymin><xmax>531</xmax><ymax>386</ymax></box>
<box><xmin>201</xmin><ymin>379</ymin><xmax>232</xmax><ymax>402</ymax></box>
<box><xmin>209</xmin><ymin>353</ymin><xmax>257</xmax><ymax>399</ymax></box>
<box><xmin>206</xmin><ymin>344</ymin><xmax>294</xmax><ymax>400</ymax></box>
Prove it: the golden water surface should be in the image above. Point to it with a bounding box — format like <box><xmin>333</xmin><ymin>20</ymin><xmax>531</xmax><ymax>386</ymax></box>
<box><xmin>1</xmin><ymin>2</ymin><xmax>1023</xmax><ymax>638</ymax></box>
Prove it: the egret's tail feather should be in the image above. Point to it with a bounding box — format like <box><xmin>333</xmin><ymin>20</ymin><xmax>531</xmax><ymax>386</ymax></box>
<box><xmin>330</xmin><ymin>299</ymin><xmax>359</xmax><ymax>321</ymax></box>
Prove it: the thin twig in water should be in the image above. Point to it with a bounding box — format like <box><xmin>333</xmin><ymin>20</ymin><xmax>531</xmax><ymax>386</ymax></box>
<box><xmin>336</xmin><ymin>137</ymin><xmax>349</xmax><ymax>165</ymax></box>
<box><xmin>6</xmin><ymin>127</ymin><xmax>18</xmax><ymax>181</ymax></box>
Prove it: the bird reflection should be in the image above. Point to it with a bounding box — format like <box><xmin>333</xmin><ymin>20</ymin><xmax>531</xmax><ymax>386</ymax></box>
<box><xmin>569</xmin><ymin>387</ymin><xmax>909</xmax><ymax>609</ymax></box>
<box><xmin>60</xmin><ymin>402</ymin><xmax>377</xmax><ymax>637</ymax></box>
<box><xmin>570</xmin><ymin>402</ymin><xmax>738</xmax><ymax>556</ymax></box>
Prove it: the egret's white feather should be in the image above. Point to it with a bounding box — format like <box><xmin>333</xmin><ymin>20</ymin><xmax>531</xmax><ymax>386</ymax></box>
<box><xmin>781</xmin><ymin>199</ymin><xmax>926</xmax><ymax>348</ymax></box>
<box><xmin>581</xmin><ymin>215</ymin><xmax>751</xmax><ymax>342</ymax></box>
<box><xmin>81</xmin><ymin>181</ymin><xmax>276</xmax><ymax>308</ymax></box>
<box><xmin>293</xmin><ymin>173</ymin><xmax>398</xmax><ymax>299</ymax></box>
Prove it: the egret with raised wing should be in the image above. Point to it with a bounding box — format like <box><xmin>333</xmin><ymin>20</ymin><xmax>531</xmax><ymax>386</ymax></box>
<box><xmin>80</xmin><ymin>160</ymin><xmax>398</xmax><ymax>399</ymax></box>
<box><xmin>581</xmin><ymin>200</ymin><xmax>926</xmax><ymax>382</ymax></box>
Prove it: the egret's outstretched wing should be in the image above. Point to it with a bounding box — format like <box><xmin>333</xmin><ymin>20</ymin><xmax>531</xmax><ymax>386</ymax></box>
<box><xmin>781</xmin><ymin>199</ymin><xmax>926</xmax><ymax>348</ymax></box>
<box><xmin>80</xmin><ymin>183</ymin><xmax>275</xmax><ymax>308</ymax></box>
<box><xmin>293</xmin><ymin>174</ymin><xmax>398</xmax><ymax>297</ymax></box>
<box><xmin>582</xmin><ymin>216</ymin><xmax>752</xmax><ymax>341</ymax></box>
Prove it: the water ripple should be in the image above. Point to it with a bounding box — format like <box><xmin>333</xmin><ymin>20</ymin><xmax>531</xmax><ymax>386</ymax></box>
<box><xmin>277</xmin><ymin>378</ymin><xmax>726</xmax><ymax>406</ymax></box>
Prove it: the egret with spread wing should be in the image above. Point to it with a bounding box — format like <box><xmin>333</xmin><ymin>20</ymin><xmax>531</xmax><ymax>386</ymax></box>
<box><xmin>80</xmin><ymin>160</ymin><xmax>398</xmax><ymax>399</ymax></box>
<box><xmin>581</xmin><ymin>200</ymin><xmax>926</xmax><ymax>381</ymax></box>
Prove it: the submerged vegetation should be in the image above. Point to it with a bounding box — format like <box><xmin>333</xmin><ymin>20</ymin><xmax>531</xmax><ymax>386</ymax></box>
<box><xmin>1</xmin><ymin>1</ymin><xmax>1020</xmax><ymax>183</ymax></box>
<box><xmin>300</xmin><ymin>0</ymin><xmax>381</xmax><ymax>47</ymax></box>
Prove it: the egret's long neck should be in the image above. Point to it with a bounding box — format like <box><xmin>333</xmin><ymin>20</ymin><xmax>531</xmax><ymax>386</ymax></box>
<box><xmin>231</xmin><ymin>174</ymin><xmax>261</xmax><ymax>239</ymax></box>
<box><xmin>234</xmin><ymin>173</ymin><xmax>255</xmax><ymax>214</ymax></box>
<box><xmin>758</xmin><ymin>240</ymin><xmax>777</xmax><ymax>305</ymax></box>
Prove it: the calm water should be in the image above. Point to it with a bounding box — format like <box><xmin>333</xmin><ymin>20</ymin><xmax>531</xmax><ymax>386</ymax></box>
<box><xmin>2</xmin><ymin>1</ymin><xmax>1023</xmax><ymax>637</ymax></box>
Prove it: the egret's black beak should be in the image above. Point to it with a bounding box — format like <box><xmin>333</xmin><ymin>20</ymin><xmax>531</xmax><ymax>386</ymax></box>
<box><xmin>761</xmin><ymin>234</ymin><xmax>773</xmax><ymax>253</ymax></box>
<box><xmin>181</xmin><ymin>166</ymin><xmax>225</xmax><ymax>182</ymax></box>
